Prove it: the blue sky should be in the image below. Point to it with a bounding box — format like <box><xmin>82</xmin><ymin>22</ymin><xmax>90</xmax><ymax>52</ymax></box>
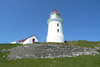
<box><xmin>0</xmin><ymin>0</ymin><xmax>100</xmax><ymax>43</ymax></box>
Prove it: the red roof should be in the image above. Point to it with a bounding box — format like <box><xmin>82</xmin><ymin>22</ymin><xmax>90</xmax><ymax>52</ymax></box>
<box><xmin>53</xmin><ymin>9</ymin><xmax>57</xmax><ymax>12</ymax></box>
<box><xmin>17</xmin><ymin>35</ymin><xmax>38</xmax><ymax>43</ymax></box>
<box><xmin>17</xmin><ymin>38</ymin><xmax>27</xmax><ymax>42</ymax></box>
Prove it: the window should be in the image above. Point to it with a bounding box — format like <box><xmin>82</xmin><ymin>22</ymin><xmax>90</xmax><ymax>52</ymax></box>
<box><xmin>57</xmin><ymin>29</ymin><xmax>59</xmax><ymax>32</ymax></box>
<box><xmin>57</xmin><ymin>23</ymin><xmax>59</xmax><ymax>27</ymax></box>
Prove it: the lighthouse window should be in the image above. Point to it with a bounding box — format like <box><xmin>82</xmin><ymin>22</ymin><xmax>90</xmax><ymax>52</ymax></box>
<box><xmin>57</xmin><ymin>29</ymin><xmax>59</xmax><ymax>32</ymax></box>
<box><xmin>57</xmin><ymin>23</ymin><xmax>59</xmax><ymax>27</ymax></box>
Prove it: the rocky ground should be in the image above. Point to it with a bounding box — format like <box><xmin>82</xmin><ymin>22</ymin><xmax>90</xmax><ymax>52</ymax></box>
<box><xmin>7</xmin><ymin>44</ymin><xmax>99</xmax><ymax>60</ymax></box>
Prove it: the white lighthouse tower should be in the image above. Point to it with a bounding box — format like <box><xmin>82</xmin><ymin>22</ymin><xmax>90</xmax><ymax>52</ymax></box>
<box><xmin>46</xmin><ymin>9</ymin><xmax>64</xmax><ymax>43</ymax></box>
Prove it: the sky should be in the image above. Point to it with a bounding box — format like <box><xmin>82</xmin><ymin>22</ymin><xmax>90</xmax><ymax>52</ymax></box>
<box><xmin>0</xmin><ymin>0</ymin><xmax>100</xmax><ymax>43</ymax></box>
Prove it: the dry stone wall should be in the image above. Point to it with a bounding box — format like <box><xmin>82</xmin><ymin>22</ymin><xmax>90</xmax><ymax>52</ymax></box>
<box><xmin>7</xmin><ymin>44</ymin><xmax>99</xmax><ymax>60</ymax></box>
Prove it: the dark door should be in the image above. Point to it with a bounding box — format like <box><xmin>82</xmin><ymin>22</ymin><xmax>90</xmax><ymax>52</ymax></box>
<box><xmin>33</xmin><ymin>39</ymin><xmax>35</xmax><ymax>42</ymax></box>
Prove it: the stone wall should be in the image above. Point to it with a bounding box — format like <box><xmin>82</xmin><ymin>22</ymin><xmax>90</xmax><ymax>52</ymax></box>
<box><xmin>7</xmin><ymin>44</ymin><xmax>99</xmax><ymax>60</ymax></box>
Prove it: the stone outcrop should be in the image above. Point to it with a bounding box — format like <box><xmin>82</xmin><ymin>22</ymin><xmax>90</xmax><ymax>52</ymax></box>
<box><xmin>7</xmin><ymin>44</ymin><xmax>99</xmax><ymax>60</ymax></box>
<box><xmin>0</xmin><ymin>49</ymin><xmax>11</xmax><ymax>53</ymax></box>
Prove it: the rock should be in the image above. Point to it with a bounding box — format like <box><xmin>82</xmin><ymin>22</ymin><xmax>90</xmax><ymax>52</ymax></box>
<box><xmin>3</xmin><ymin>55</ymin><xmax>5</xmax><ymax>57</ymax></box>
<box><xmin>2</xmin><ymin>49</ymin><xmax>6</xmax><ymax>52</ymax></box>
<box><xmin>1</xmin><ymin>57</ymin><xmax>3</xmax><ymax>59</ymax></box>
<box><xmin>7</xmin><ymin>44</ymin><xmax>99</xmax><ymax>60</ymax></box>
<box><xmin>1</xmin><ymin>49</ymin><xmax>11</xmax><ymax>53</ymax></box>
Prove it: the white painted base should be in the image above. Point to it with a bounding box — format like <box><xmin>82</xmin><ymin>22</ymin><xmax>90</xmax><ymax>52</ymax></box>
<box><xmin>46</xmin><ymin>34</ymin><xmax>64</xmax><ymax>43</ymax></box>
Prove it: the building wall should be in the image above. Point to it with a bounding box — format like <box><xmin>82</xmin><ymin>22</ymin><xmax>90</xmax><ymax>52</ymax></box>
<box><xmin>46</xmin><ymin>19</ymin><xmax>64</xmax><ymax>43</ymax></box>
<box><xmin>23</xmin><ymin>36</ymin><xmax>38</xmax><ymax>44</ymax></box>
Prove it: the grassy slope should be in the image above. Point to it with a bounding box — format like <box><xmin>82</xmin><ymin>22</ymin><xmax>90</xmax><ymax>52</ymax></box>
<box><xmin>0</xmin><ymin>55</ymin><xmax>100</xmax><ymax>67</ymax></box>
<box><xmin>0</xmin><ymin>41</ymin><xmax>100</xmax><ymax>67</ymax></box>
<box><xmin>0</xmin><ymin>44</ymin><xmax>22</xmax><ymax>50</ymax></box>
<box><xmin>71</xmin><ymin>40</ymin><xmax>100</xmax><ymax>48</ymax></box>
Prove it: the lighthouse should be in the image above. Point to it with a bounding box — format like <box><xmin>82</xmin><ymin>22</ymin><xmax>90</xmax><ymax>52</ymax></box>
<box><xmin>46</xmin><ymin>9</ymin><xmax>64</xmax><ymax>43</ymax></box>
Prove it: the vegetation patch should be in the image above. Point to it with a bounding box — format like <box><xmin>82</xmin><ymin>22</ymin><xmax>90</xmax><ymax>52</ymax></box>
<box><xmin>0</xmin><ymin>55</ymin><xmax>100</xmax><ymax>67</ymax></box>
<box><xmin>0</xmin><ymin>44</ymin><xmax>22</xmax><ymax>50</ymax></box>
<box><xmin>0</xmin><ymin>40</ymin><xmax>100</xmax><ymax>67</ymax></box>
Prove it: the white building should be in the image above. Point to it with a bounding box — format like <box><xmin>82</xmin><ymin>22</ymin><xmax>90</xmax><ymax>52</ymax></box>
<box><xmin>10</xmin><ymin>35</ymin><xmax>38</xmax><ymax>44</ymax></box>
<box><xmin>46</xmin><ymin>9</ymin><xmax>64</xmax><ymax>43</ymax></box>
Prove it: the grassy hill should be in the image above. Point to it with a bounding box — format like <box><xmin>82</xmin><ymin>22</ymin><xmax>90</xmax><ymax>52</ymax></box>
<box><xmin>0</xmin><ymin>41</ymin><xmax>100</xmax><ymax>67</ymax></box>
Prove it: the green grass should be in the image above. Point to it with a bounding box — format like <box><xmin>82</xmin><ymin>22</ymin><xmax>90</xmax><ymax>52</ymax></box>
<box><xmin>30</xmin><ymin>42</ymin><xmax>76</xmax><ymax>47</ymax></box>
<box><xmin>0</xmin><ymin>43</ymin><xmax>22</xmax><ymax>50</ymax></box>
<box><xmin>0</xmin><ymin>55</ymin><xmax>100</xmax><ymax>67</ymax></box>
<box><xmin>71</xmin><ymin>40</ymin><xmax>100</xmax><ymax>48</ymax></box>
<box><xmin>0</xmin><ymin>41</ymin><xmax>100</xmax><ymax>67</ymax></box>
